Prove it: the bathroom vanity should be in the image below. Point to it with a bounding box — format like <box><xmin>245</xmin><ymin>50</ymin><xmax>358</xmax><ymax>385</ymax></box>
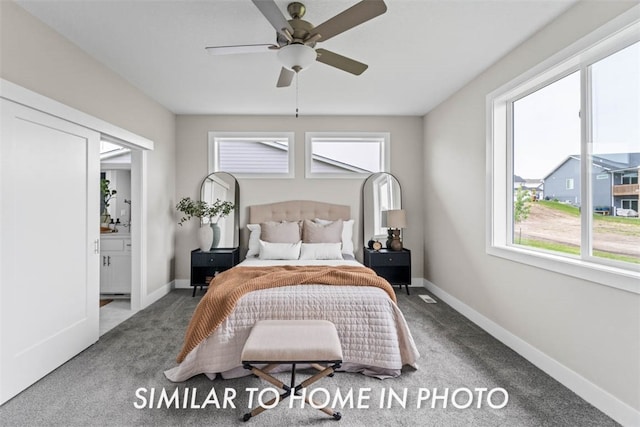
<box><xmin>100</xmin><ymin>233</ymin><xmax>131</xmax><ymax>296</ymax></box>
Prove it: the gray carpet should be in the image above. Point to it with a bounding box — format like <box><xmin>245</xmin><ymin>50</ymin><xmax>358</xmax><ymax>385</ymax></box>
<box><xmin>0</xmin><ymin>288</ymin><xmax>618</xmax><ymax>427</ymax></box>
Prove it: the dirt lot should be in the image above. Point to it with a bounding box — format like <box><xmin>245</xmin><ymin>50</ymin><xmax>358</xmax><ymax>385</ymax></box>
<box><xmin>516</xmin><ymin>203</ymin><xmax>640</xmax><ymax>259</ymax></box>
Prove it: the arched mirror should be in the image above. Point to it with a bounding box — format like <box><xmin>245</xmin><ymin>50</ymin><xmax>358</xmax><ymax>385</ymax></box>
<box><xmin>200</xmin><ymin>172</ymin><xmax>240</xmax><ymax>248</ymax></box>
<box><xmin>363</xmin><ymin>172</ymin><xmax>402</xmax><ymax>247</ymax></box>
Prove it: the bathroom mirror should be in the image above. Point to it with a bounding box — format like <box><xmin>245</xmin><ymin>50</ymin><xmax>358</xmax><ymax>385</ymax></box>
<box><xmin>101</xmin><ymin>168</ymin><xmax>131</xmax><ymax>231</ymax></box>
<box><xmin>200</xmin><ymin>172</ymin><xmax>240</xmax><ymax>248</ymax></box>
<box><xmin>362</xmin><ymin>172</ymin><xmax>402</xmax><ymax>247</ymax></box>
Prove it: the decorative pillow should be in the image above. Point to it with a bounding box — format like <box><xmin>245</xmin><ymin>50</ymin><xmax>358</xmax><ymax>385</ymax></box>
<box><xmin>314</xmin><ymin>218</ymin><xmax>355</xmax><ymax>256</ymax></box>
<box><xmin>299</xmin><ymin>243</ymin><xmax>344</xmax><ymax>260</ymax></box>
<box><xmin>302</xmin><ymin>219</ymin><xmax>343</xmax><ymax>243</ymax></box>
<box><xmin>260</xmin><ymin>221</ymin><xmax>301</xmax><ymax>243</ymax></box>
<box><xmin>246</xmin><ymin>223</ymin><xmax>261</xmax><ymax>257</ymax></box>
<box><xmin>258</xmin><ymin>240</ymin><xmax>301</xmax><ymax>260</ymax></box>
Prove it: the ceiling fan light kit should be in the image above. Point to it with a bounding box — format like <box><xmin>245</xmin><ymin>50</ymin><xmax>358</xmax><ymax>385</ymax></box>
<box><xmin>277</xmin><ymin>44</ymin><xmax>317</xmax><ymax>72</ymax></box>
<box><xmin>205</xmin><ymin>0</ymin><xmax>387</xmax><ymax>87</ymax></box>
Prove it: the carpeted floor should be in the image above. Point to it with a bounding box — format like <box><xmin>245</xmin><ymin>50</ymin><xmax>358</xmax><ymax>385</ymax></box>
<box><xmin>0</xmin><ymin>288</ymin><xmax>618</xmax><ymax>426</ymax></box>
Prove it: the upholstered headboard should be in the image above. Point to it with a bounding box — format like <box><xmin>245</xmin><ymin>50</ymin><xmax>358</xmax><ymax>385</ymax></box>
<box><xmin>249</xmin><ymin>200</ymin><xmax>351</xmax><ymax>224</ymax></box>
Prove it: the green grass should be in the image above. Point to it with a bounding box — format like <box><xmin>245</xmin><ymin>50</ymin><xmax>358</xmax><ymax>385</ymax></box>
<box><xmin>516</xmin><ymin>238</ymin><xmax>640</xmax><ymax>264</ymax></box>
<box><xmin>594</xmin><ymin>214</ymin><xmax>640</xmax><ymax>225</ymax></box>
<box><xmin>538</xmin><ymin>200</ymin><xmax>580</xmax><ymax>216</ymax></box>
<box><xmin>593</xmin><ymin>250</ymin><xmax>640</xmax><ymax>264</ymax></box>
<box><xmin>517</xmin><ymin>238</ymin><xmax>580</xmax><ymax>255</ymax></box>
<box><xmin>539</xmin><ymin>200</ymin><xmax>639</xmax><ymax>225</ymax></box>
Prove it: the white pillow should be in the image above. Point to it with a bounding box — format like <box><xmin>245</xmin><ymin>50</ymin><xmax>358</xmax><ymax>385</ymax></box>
<box><xmin>246</xmin><ymin>223</ymin><xmax>261</xmax><ymax>258</ymax></box>
<box><xmin>299</xmin><ymin>243</ymin><xmax>344</xmax><ymax>260</ymax></box>
<box><xmin>258</xmin><ymin>240</ymin><xmax>301</xmax><ymax>260</ymax></box>
<box><xmin>314</xmin><ymin>218</ymin><xmax>355</xmax><ymax>257</ymax></box>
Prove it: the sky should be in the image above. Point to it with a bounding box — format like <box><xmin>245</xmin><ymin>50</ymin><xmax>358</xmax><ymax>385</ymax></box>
<box><xmin>513</xmin><ymin>41</ymin><xmax>639</xmax><ymax>179</ymax></box>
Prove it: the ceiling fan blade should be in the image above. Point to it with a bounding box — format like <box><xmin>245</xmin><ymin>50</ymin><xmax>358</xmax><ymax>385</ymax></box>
<box><xmin>205</xmin><ymin>44</ymin><xmax>277</xmax><ymax>55</ymax></box>
<box><xmin>309</xmin><ymin>0</ymin><xmax>387</xmax><ymax>43</ymax></box>
<box><xmin>252</xmin><ymin>0</ymin><xmax>294</xmax><ymax>38</ymax></box>
<box><xmin>276</xmin><ymin>67</ymin><xmax>295</xmax><ymax>87</ymax></box>
<box><xmin>315</xmin><ymin>48</ymin><xmax>368</xmax><ymax>75</ymax></box>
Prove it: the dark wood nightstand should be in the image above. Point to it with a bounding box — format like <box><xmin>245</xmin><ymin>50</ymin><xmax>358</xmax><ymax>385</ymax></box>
<box><xmin>190</xmin><ymin>247</ymin><xmax>240</xmax><ymax>296</ymax></box>
<box><xmin>363</xmin><ymin>248</ymin><xmax>411</xmax><ymax>295</ymax></box>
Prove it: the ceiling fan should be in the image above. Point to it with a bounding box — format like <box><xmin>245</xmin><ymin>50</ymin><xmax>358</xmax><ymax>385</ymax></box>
<box><xmin>205</xmin><ymin>0</ymin><xmax>387</xmax><ymax>88</ymax></box>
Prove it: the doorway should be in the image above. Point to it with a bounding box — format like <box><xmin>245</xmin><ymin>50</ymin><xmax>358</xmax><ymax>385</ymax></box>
<box><xmin>99</xmin><ymin>140</ymin><xmax>135</xmax><ymax>335</ymax></box>
<box><xmin>1</xmin><ymin>78</ymin><xmax>153</xmax><ymax>404</ymax></box>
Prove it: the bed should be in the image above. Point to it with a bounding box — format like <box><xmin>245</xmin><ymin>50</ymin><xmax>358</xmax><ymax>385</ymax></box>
<box><xmin>165</xmin><ymin>200</ymin><xmax>419</xmax><ymax>382</ymax></box>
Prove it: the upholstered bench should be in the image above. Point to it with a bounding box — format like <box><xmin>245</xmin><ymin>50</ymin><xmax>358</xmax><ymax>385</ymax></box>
<box><xmin>241</xmin><ymin>319</ymin><xmax>343</xmax><ymax>421</ymax></box>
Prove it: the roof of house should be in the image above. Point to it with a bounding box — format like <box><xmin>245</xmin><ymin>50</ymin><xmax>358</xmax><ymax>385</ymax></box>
<box><xmin>543</xmin><ymin>153</ymin><xmax>640</xmax><ymax>181</ymax></box>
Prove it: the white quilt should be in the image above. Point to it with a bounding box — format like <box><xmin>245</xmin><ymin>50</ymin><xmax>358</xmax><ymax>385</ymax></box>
<box><xmin>165</xmin><ymin>259</ymin><xmax>420</xmax><ymax>381</ymax></box>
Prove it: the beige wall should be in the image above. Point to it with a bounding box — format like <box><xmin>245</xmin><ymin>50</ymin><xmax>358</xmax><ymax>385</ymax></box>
<box><xmin>0</xmin><ymin>1</ymin><xmax>177</xmax><ymax>297</ymax></box>
<box><xmin>423</xmin><ymin>0</ymin><xmax>639</xmax><ymax>415</ymax></box>
<box><xmin>175</xmin><ymin>115</ymin><xmax>424</xmax><ymax>280</ymax></box>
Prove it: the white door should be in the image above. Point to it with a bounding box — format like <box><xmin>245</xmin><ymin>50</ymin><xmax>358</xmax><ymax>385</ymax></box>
<box><xmin>0</xmin><ymin>99</ymin><xmax>100</xmax><ymax>404</ymax></box>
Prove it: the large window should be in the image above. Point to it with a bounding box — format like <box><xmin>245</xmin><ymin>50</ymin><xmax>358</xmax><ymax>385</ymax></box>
<box><xmin>487</xmin><ymin>12</ymin><xmax>639</xmax><ymax>293</ymax></box>
<box><xmin>208</xmin><ymin>132</ymin><xmax>294</xmax><ymax>178</ymax></box>
<box><xmin>305</xmin><ymin>132</ymin><xmax>390</xmax><ymax>178</ymax></box>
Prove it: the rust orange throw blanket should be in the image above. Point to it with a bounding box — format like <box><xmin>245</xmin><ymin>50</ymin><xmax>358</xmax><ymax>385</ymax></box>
<box><xmin>176</xmin><ymin>265</ymin><xmax>396</xmax><ymax>363</ymax></box>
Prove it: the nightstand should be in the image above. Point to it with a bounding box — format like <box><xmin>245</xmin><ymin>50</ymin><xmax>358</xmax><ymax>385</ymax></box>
<box><xmin>190</xmin><ymin>247</ymin><xmax>240</xmax><ymax>296</ymax></box>
<box><xmin>363</xmin><ymin>248</ymin><xmax>411</xmax><ymax>295</ymax></box>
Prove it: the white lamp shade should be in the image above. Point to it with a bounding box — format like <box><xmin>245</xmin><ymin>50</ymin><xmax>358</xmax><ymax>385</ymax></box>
<box><xmin>381</xmin><ymin>209</ymin><xmax>407</xmax><ymax>229</ymax></box>
<box><xmin>277</xmin><ymin>44</ymin><xmax>316</xmax><ymax>71</ymax></box>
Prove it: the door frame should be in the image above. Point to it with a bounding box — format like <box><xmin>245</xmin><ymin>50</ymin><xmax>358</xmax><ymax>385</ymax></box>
<box><xmin>1</xmin><ymin>79</ymin><xmax>153</xmax><ymax>312</ymax></box>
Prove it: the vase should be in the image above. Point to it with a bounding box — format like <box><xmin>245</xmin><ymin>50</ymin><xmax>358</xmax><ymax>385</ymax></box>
<box><xmin>210</xmin><ymin>223</ymin><xmax>221</xmax><ymax>249</ymax></box>
<box><xmin>101</xmin><ymin>210</ymin><xmax>111</xmax><ymax>226</ymax></box>
<box><xmin>197</xmin><ymin>225</ymin><xmax>214</xmax><ymax>252</ymax></box>
<box><xmin>387</xmin><ymin>229</ymin><xmax>403</xmax><ymax>251</ymax></box>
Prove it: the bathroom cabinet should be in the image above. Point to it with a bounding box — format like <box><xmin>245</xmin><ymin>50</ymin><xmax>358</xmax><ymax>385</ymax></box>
<box><xmin>100</xmin><ymin>234</ymin><xmax>131</xmax><ymax>295</ymax></box>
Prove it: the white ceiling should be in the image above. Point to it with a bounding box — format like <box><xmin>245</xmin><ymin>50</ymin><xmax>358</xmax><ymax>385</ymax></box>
<box><xmin>16</xmin><ymin>0</ymin><xmax>578</xmax><ymax>116</ymax></box>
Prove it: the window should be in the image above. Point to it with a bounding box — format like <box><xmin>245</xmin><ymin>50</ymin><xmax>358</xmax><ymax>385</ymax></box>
<box><xmin>487</xmin><ymin>12</ymin><xmax>640</xmax><ymax>293</ymax></box>
<box><xmin>622</xmin><ymin>199</ymin><xmax>638</xmax><ymax>211</ymax></box>
<box><xmin>622</xmin><ymin>173</ymin><xmax>638</xmax><ymax>185</ymax></box>
<box><xmin>208</xmin><ymin>132</ymin><xmax>294</xmax><ymax>178</ymax></box>
<box><xmin>565</xmin><ymin>178</ymin><xmax>575</xmax><ymax>190</ymax></box>
<box><xmin>305</xmin><ymin>132</ymin><xmax>390</xmax><ymax>178</ymax></box>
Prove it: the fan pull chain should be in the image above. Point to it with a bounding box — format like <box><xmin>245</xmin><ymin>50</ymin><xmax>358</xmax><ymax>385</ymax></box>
<box><xmin>295</xmin><ymin>72</ymin><xmax>299</xmax><ymax>118</ymax></box>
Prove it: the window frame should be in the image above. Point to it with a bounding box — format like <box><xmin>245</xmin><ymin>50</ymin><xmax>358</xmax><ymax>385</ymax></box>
<box><xmin>208</xmin><ymin>131</ymin><xmax>295</xmax><ymax>179</ymax></box>
<box><xmin>565</xmin><ymin>178</ymin><xmax>575</xmax><ymax>190</ymax></box>
<box><xmin>486</xmin><ymin>8</ymin><xmax>640</xmax><ymax>294</ymax></box>
<box><xmin>304</xmin><ymin>132</ymin><xmax>390</xmax><ymax>179</ymax></box>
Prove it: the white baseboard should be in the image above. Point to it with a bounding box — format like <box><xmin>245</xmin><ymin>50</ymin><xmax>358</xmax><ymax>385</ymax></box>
<box><xmin>141</xmin><ymin>280</ymin><xmax>174</xmax><ymax>308</ymax></box>
<box><xmin>174</xmin><ymin>279</ymin><xmax>191</xmax><ymax>289</ymax></box>
<box><xmin>421</xmin><ymin>279</ymin><xmax>640</xmax><ymax>427</ymax></box>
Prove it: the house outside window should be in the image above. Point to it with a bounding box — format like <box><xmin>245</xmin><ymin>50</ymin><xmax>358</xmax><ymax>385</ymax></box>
<box><xmin>208</xmin><ymin>132</ymin><xmax>294</xmax><ymax>178</ymax></box>
<box><xmin>305</xmin><ymin>132</ymin><xmax>390</xmax><ymax>178</ymax></box>
<box><xmin>487</xmin><ymin>12</ymin><xmax>640</xmax><ymax>293</ymax></box>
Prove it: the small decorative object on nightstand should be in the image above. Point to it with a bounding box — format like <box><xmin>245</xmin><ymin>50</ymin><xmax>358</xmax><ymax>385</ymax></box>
<box><xmin>190</xmin><ymin>247</ymin><xmax>239</xmax><ymax>296</ymax></box>
<box><xmin>381</xmin><ymin>209</ymin><xmax>407</xmax><ymax>251</ymax></box>
<box><xmin>363</xmin><ymin>247</ymin><xmax>411</xmax><ymax>295</ymax></box>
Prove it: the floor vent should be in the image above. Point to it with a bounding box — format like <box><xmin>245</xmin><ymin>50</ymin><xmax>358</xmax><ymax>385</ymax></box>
<box><xmin>419</xmin><ymin>294</ymin><xmax>437</xmax><ymax>304</ymax></box>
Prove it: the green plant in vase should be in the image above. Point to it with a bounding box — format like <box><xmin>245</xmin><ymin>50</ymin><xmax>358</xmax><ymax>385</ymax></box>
<box><xmin>101</xmin><ymin>178</ymin><xmax>117</xmax><ymax>224</ymax></box>
<box><xmin>176</xmin><ymin>197</ymin><xmax>235</xmax><ymax>250</ymax></box>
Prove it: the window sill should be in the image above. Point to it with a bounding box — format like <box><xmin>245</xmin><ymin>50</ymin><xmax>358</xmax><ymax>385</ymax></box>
<box><xmin>487</xmin><ymin>245</ymin><xmax>640</xmax><ymax>295</ymax></box>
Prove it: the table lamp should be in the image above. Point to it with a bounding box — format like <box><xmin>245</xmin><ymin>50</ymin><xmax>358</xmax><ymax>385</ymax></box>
<box><xmin>381</xmin><ymin>209</ymin><xmax>407</xmax><ymax>251</ymax></box>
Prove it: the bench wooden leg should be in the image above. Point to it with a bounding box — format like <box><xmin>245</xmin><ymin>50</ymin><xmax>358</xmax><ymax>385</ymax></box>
<box><xmin>243</xmin><ymin>363</ymin><xmax>342</xmax><ymax>422</ymax></box>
